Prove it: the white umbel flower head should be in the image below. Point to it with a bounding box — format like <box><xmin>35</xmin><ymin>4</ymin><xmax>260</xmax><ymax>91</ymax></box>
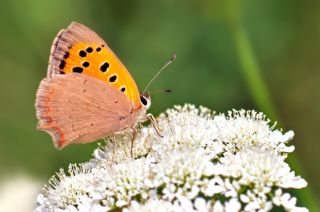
<box><xmin>35</xmin><ymin>104</ymin><xmax>308</xmax><ymax>212</ymax></box>
<box><xmin>35</xmin><ymin>164</ymin><xmax>101</xmax><ymax>212</ymax></box>
<box><xmin>153</xmin><ymin>148</ymin><xmax>215</xmax><ymax>201</ymax></box>
<box><xmin>139</xmin><ymin>104</ymin><xmax>223</xmax><ymax>160</ymax></box>
<box><xmin>219</xmin><ymin>147</ymin><xmax>307</xmax><ymax>189</ymax></box>
<box><xmin>214</xmin><ymin>109</ymin><xmax>295</xmax><ymax>154</ymax></box>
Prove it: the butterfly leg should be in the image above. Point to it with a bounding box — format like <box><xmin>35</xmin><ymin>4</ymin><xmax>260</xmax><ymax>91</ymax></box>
<box><xmin>105</xmin><ymin>137</ymin><xmax>117</xmax><ymax>159</ymax></box>
<box><xmin>130</xmin><ymin>128</ymin><xmax>137</xmax><ymax>158</ymax></box>
<box><xmin>147</xmin><ymin>113</ymin><xmax>163</xmax><ymax>137</ymax></box>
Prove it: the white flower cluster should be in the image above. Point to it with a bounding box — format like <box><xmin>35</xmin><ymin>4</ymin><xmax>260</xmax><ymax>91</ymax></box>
<box><xmin>35</xmin><ymin>104</ymin><xmax>308</xmax><ymax>212</ymax></box>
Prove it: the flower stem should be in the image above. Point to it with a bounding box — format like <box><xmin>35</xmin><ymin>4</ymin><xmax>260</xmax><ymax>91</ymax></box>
<box><xmin>232</xmin><ymin>24</ymin><xmax>277</xmax><ymax>120</ymax></box>
<box><xmin>231</xmin><ymin>20</ymin><xmax>319</xmax><ymax>211</ymax></box>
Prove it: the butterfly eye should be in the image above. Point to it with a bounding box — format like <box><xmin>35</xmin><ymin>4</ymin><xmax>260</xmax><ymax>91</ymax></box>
<box><xmin>140</xmin><ymin>94</ymin><xmax>151</xmax><ymax>109</ymax></box>
<box><xmin>140</xmin><ymin>96</ymin><xmax>148</xmax><ymax>106</ymax></box>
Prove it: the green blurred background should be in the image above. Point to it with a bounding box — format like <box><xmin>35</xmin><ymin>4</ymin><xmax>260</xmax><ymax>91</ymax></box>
<box><xmin>0</xmin><ymin>0</ymin><xmax>319</xmax><ymax>209</ymax></box>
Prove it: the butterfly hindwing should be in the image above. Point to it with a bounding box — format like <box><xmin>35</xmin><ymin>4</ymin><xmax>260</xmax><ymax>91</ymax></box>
<box><xmin>36</xmin><ymin>73</ymin><xmax>135</xmax><ymax>148</ymax></box>
<box><xmin>48</xmin><ymin>22</ymin><xmax>141</xmax><ymax>110</ymax></box>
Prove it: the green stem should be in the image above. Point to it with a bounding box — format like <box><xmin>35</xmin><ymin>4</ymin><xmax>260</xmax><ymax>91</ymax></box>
<box><xmin>231</xmin><ymin>21</ymin><xmax>319</xmax><ymax>211</ymax></box>
<box><xmin>232</xmin><ymin>24</ymin><xmax>277</xmax><ymax>120</ymax></box>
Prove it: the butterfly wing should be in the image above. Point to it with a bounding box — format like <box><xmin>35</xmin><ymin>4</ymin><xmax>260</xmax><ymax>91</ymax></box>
<box><xmin>36</xmin><ymin>73</ymin><xmax>137</xmax><ymax>148</ymax></box>
<box><xmin>48</xmin><ymin>22</ymin><xmax>141</xmax><ymax>110</ymax></box>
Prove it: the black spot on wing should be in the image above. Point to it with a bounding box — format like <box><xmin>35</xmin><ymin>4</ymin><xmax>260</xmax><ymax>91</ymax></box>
<box><xmin>109</xmin><ymin>75</ymin><xmax>117</xmax><ymax>82</ymax></box>
<box><xmin>86</xmin><ymin>47</ymin><xmax>93</xmax><ymax>53</ymax></box>
<box><xmin>79</xmin><ymin>50</ymin><xmax>86</xmax><ymax>57</ymax></box>
<box><xmin>73</xmin><ymin>67</ymin><xmax>83</xmax><ymax>73</ymax></box>
<box><xmin>63</xmin><ymin>52</ymin><xmax>69</xmax><ymax>59</ymax></box>
<box><xmin>82</xmin><ymin>61</ymin><xmax>90</xmax><ymax>68</ymax></box>
<box><xmin>59</xmin><ymin>60</ymin><xmax>65</xmax><ymax>69</ymax></box>
<box><xmin>100</xmin><ymin>62</ymin><xmax>109</xmax><ymax>72</ymax></box>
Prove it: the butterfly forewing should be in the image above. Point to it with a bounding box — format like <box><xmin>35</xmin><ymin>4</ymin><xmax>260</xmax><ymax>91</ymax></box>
<box><xmin>48</xmin><ymin>22</ymin><xmax>141</xmax><ymax>110</ymax></box>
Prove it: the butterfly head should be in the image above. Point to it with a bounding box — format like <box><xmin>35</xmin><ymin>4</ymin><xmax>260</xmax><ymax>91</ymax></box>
<box><xmin>140</xmin><ymin>92</ymin><xmax>151</xmax><ymax>110</ymax></box>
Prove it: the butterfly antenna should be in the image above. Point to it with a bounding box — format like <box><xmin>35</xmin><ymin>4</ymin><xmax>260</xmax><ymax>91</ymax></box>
<box><xmin>143</xmin><ymin>54</ymin><xmax>176</xmax><ymax>93</ymax></box>
<box><xmin>149</xmin><ymin>89</ymin><xmax>172</xmax><ymax>94</ymax></box>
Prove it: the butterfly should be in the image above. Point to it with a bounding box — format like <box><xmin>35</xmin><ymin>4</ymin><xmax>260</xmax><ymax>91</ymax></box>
<box><xmin>35</xmin><ymin>22</ymin><xmax>156</xmax><ymax>150</ymax></box>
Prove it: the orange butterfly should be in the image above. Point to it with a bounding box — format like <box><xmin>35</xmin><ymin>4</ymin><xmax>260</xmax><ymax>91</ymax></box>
<box><xmin>35</xmin><ymin>22</ymin><xmax>157</xmax><ymax>150</ymax></box>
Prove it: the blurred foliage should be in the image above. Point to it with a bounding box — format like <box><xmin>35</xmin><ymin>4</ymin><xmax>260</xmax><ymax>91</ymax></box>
<box><xmin>0</xmin><ymin>0</ymin><xmax>319</xmax><ymax>209</ymax></box>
